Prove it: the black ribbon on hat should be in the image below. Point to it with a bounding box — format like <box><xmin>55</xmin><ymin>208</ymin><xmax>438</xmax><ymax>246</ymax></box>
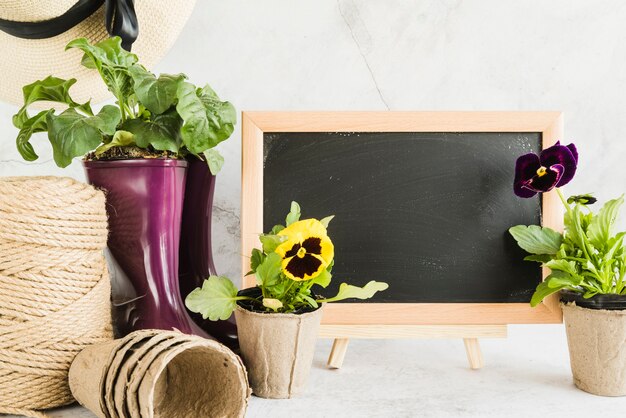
<box><xmin>0</xmin><ymin>0</ymin><xmax>138</xmax><ymax>50</ymax></box>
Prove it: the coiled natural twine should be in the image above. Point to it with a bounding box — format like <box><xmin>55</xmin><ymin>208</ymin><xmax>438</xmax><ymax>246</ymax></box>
<box><xmin>0</xmin><ymin>177</ymin><xmax>113</xmax><ymax>418</ymax></box>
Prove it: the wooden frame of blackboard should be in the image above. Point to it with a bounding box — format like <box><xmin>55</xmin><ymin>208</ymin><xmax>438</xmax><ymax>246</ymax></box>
<box><xmin>242</xmin><ymin>111</ymin><xmax>564</xmax><ymax>367</ymax></box>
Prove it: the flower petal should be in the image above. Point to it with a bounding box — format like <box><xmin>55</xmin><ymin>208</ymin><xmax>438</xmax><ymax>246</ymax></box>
<box><xmin>540</xmin><ymin>144</ymin><xmax>577</xmax><ymax>187</ymax></box>
<box><xmin>566</xmin><ymin>143</ymin><xmax>578</xmax><ymax>164</ymax></box>
<box><xmin>285</xmin><ymin>242</ymin><xmax>301</xmax><ymax>258</ymax></box>
<box><xmin>514</xmin><ymin>153</ymin><xmax>541</xmax><ymax>198</ymax></box>
<box><xmin>319</xmin><ymin>237</ymin><xmax>334</xmax><ymax>265</ymax></box>
<box><xmin>282</xmin><ymin>253</ymin><xmax>325</xmax><ymax>281</ymax></box>
<box><xmin>301</xmin><ymin>237</ymin><xmax>322</xmax><ymax>254</ymax></box>
<box><xmin>278</xmin><ymin>218</ymin><xmax>329</xmax><ymax>241</ymax></box>
<box><xmin>526</xmin><ymin>163</ymin><xmax>564</xmax><ymax>193</ymax></box>
<box><xmin>516</xmin><ymin>183</ymin><xmax>538</xmax><ymax>198</ymax></box>
<box><xmin>275</xmin><ymin>238</ymin><xmax>299</xmax><ymax>259</ymax></box>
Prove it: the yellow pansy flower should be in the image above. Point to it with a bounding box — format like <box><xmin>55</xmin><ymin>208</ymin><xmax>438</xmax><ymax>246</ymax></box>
<box><xmin>274</xmin><ymin>219</ymin><xmax>334</xmax><ymax>281</ymax></box>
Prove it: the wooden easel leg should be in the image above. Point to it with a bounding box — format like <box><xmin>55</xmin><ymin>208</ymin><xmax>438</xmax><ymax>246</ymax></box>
<box><xmin>463</xmin><ymin>338</ymin><xmax>484</xmax><ymax>369</ymax></box>
<box><xmin>327</xmin><ymin>338</ymin><xmax>350</xmax><ymax>369</ymax></box>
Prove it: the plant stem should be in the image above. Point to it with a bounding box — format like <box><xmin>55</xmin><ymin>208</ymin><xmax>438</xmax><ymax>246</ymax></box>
<box><xmin>123</xmin><ymin>103</ymin><xmax>135</xmax><ymax>119</ymax></box>
<box><xmin>280</xmin><ymin>280</ymin><xmax>295</xmax><ymax>299</ymax></box>
<box><xmin>557</xmin><ymin>187</ymin><xmax>596</xmax><ymax>265</ymax></box>
<box><xmin>118</xmin><ymin>99</ymin><xmax>127</xmax><ymax>122</ymax></box>
<box><xmin>233</xmin><ymin>296</ymin><xmax>256</xmax><ymax>301</ymax></box>
<box><xmin>556</xmin><ymin>188</ymin><xmax>571</xmax><ymax>213</ymax></box>
<box><xmin>617</xmin><ymin>266</ymin><xmax>626</xmax><ymax>294</ymax></box>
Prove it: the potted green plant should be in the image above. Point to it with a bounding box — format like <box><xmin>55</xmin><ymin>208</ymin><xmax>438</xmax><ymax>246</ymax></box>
<box><xmin>509</xmin><ymin>142</ymin><xmax>626</xmax><ymax>396</ymax></box>
<box><xmin>11</xmin><ymin>36</ymin><xmax>237</xmax><ymax>345</ymax></box>
<box><xmin>186</xmin><ymin>201</ymin><xmax>388</xmax><ymax>398</ymax></box>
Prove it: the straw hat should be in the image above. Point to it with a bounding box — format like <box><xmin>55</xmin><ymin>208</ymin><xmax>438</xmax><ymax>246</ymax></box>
<box><xmin>0</xmin><ymin>0</ymin><xmax>197</xmax><ymax>105</ymax></box>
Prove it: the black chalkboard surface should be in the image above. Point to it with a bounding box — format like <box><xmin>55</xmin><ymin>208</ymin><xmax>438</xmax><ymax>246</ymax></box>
<box><xmin>263</xmin><ymin>132</ymin><xmax>542</xmax><ymax>303</ymax></box>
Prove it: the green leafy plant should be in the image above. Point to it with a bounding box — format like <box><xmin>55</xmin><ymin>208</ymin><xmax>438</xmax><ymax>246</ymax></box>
<box><xmin>13</xmin><ymin>37</ymin><xmax>235</xmax><ymax>172</ymax></box>
<box><xmin>510</xmin><ymin>196</ymin><xmax>626</xmax><ymax>306</ymax></box>
<box><xmin>185</xmin><ymin>201</ymin><xmax>389</xmax><ymax>320</ymax></box>
<box><xmin>510</xmin><ymin>142</ymin><xmax>626</xmax><ymax>306</ymax></box>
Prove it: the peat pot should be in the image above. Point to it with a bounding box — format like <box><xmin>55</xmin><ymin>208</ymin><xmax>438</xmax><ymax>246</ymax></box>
<box><xmin>561</xmin><ymin>290</ymin><xmax>626</xmax><ymax>396</ymax></box>
<box><xmin>234</xmin><ymin>288</ymin><xmax>323</xmax><ymax>398</ymax></box>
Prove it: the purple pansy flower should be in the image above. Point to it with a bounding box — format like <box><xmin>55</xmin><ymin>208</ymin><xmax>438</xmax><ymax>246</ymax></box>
<box><xmin>514</xmin><ymin>142</ymin><xmax>578</xmax><ymax>198</ymax></box>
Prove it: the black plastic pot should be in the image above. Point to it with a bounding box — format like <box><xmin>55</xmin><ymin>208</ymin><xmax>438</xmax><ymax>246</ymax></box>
<box><xmin>560</xmin><ymin>289</ymin><xmax>626</xmax><ymax>310</ymax></box>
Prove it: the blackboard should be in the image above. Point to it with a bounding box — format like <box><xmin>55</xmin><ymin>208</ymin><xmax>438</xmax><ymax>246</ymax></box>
<box><xmin>242</xmin><ymin>112</ymin><xmax>563</xmax><ymax>326</ymax></box>
<box><xmin>263</xmin><ymin>132</ymin><xmax>541</xmax><ymax>303</ymax></box>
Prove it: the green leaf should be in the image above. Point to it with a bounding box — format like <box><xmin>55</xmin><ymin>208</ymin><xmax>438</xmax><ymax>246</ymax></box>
<box><xmin>176</xmin><ymin>81</ymin><xmax>236</xmax><ymax>154</ymax></box>
<box><xmin>509</xmin><ymin>225</ymin><xmax>563</xmax><ymax>255</ymax></box>
<box><xmin>319</xmin><ymin>281</ymin><xmax>389</xmax><ymax>303</ymax></box>
<box><xmin>184</xmin><ymin>276</ymin><xmax>238</xmax><ymax>321</ymax></box>
<box><xmin>564</xmin><ymin>205</ymin><xmax>585</xmax><ymax>248</ymax></box>
<box><xmin>544</xmin><ymin>271</ymin><xmax>582</xmax><ymax>288</ymax></box>
<box><xmin>16</xmin><ymin>109</ymin><xmax>54</xmax><ymax>161</ymax></box>
<box><xmin>285</xmin><ymin>201</ymin><xmax>301</xmax><ymax>226</ymax></box>
<box><xmin>259</xmin><ymin>234</ymin><xmax>287</xmax><ymax>253</ymax></box>
<box><xmin>67</xmin><ymin>37</ymin><xmax>138</xmax><ymax>69</ymax></box>
<box><xmin>67</xmin><ymin>37</ymin><xmax>137</xmax><ymax>99</ymax></box>
<box><xmin>310</xmin><ymin>268</ymin><xmax>332</xmax><ymax>288</ymax></box>
<box><xmin>203</xmin><ymin>148</ymin><xmax>224</xmax><ymax>175</ymax></box>
<box><xmin>266</xmin><ymin>279</ymin><xmax>289</xmax><ymax>298</ymax></box>
<box><xmin>607</xmin><ymin>232</ymin><xmax>626</xmax><ymax>254</ymax></box>
<box><xmin>530</xmin><ymin>280</ymin><xmax>565</xmax><ymax>307</ymax></box>
<box><xmin>47</xmin><ymin>106</ymin><xmax>121</xmax><ymax>167</ymax></box>
<box><xmin>199</xmin><ymin>84</ymin><xmax>219</xmax><ymax>98</ymax></box>
<box><xmin>604</xmin><ymin>234</ymin><xmax>624</xmax><ymax>264</ymax></box>
<box><xmin>320</xmin><ymin>215</ymin><xmax>335</xmax><ymax>228</ymax></box>
<box><xmin>94</xmin><ymin>105</ymin><xmax>122</xmax><ymax>135</ymax></box>
<box><xmin>120</xmin><ymin>110</ymin><xmax>181</xmax><ymax>152</ymax></box>
<box><xmin>255</xmin><ymin>252</ymin><xmax>282</xmax><ymax>287</ymax></box>
<box><xmin>129</xmin><ymin>65</ymin><xmax>186</xmax><ymax>114</ymax></box>
<box><xmin>545</xmin><ymin>259</ymin><xmax>579</xmax><ymax>276</ymax></box>
<box><xmin>588</xmin><ymin>196</ymin><xmax>624</xmax><ymax>251</ymax></box>
<box><xmin>94</xmin><ymin>130</ymin><xmax>134</xmax><ymax>156</ymax></box>
<box><xmin>197</xmin><ymin>84</ymin><xmax>236</xmax><ymax>140</ymax></box>
<box><xmin>523</xmin><ymin>254</ymin><xmax>552</xmax><ymax>264</ymax></box>
<box><xmin>270</xmin><ymin>224</ymin><xmax>285</xmax><ymax>235</ymax></box>
<box><xmin>249</xmin><ymin>248</ymin><xmax>265</xmax><ymax>273</ymax></box>
<box><xmin>262</xmin><ymin>298</ymin><xmax>283</xmax><ymax>311</ymax></box>
<box><xmin>13</xmin><ymin>76</ymin><xmax>91</xmax><ymax>129</ymax></box>
<box><xmin>301</xmin><ymin>294</ymin><xmax>319</xmax><ymax>309</ymax></box>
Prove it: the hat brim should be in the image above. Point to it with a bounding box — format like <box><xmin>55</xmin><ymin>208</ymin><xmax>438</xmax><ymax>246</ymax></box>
<box><xmin>0</xmin><ymin>0</ymin><xmax>197</xmax><ymax>106</ymax></box>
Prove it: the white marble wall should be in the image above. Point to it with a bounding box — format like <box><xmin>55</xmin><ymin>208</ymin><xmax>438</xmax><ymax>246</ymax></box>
<box><xmin>1</xmin><ymin>0</ymin><xmax>625</xmax><ymax>282</ymax></box>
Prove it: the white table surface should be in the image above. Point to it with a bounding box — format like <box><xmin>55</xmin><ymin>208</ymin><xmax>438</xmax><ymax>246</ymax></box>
<box><xmin>8</xmin><ymin>324</ymin><xmax>626</xmax><ymax>418</ymax></box>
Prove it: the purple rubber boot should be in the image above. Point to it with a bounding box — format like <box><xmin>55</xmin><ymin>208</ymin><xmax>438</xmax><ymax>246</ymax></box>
<box><xmin>83</xmin><ymin>159</ymin><xmax>207</xmax><ymax>338</ymax></box>
<box><xmin>179</xmin><ymin>157</ymin><xmax>238</xmax><ymax>349</ymax></box>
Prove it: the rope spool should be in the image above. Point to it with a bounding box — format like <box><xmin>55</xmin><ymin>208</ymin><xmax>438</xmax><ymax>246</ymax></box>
<box><xmin>0</xmin><ymin>176</ymin><xmax>113</xmax><ymax>418</ymax></box>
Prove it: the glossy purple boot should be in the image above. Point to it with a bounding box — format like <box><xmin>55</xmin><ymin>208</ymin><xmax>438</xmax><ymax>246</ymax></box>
<box><xmin>83</xmin><ymin>159</ymin><xmax>207</xmax><ymax>338</ymax></box>
<box><xmin>179</xmin><ymin>157</ymin><xmax>238</xmax><ymax>349</ymax></box>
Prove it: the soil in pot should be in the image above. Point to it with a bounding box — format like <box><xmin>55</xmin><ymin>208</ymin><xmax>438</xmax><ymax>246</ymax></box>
<box><xmin>236</xmin><ymin>286</ymin><xmax>321</xmax><ymax>315</ymax></box>
<box><xmin>85</xmin><ymin>146</ymin><xmax>180</xmax><ymax>161</ymax></box>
